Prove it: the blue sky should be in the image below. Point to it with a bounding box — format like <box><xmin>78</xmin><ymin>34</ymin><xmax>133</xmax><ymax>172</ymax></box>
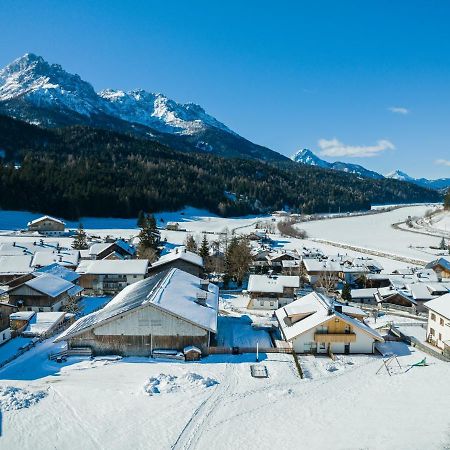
<box><xmin>1</xmin><ymin>0</ymin><xmax>450</xmax><ymax>178</ymax></box>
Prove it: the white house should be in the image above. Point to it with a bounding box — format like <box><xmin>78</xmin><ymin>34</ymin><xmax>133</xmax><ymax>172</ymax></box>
<box><xmin>275</xmin><ymin>292</ymin><xmax>384</xmax><ymax>354</ymax></box>
<box><xmin>424</xmin><ymin>293</ymin><xmax>450</xmax><ymax>355</ymax></box>
<box><xmin>27</xmin><ymin>216</ymin><xmax>66</xmax><ymax>235</ymax></box>
<box><xmin>55</xmin><ymin>268</ymin><xmax>219</xmax><ymax>356</ymax></box>
<box><xmin>247</xmin><ymin>274</ymin><xmax>300</xmax><ymax>310</ymax></box>
<box><xmin>76</xmin><ymin>259</ymin><xmax>149</xmax><ymax>294</ymax></box>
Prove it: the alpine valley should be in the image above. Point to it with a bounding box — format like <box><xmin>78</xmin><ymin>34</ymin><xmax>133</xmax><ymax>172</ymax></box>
<box><xmin>0</xmin><ymin>54</ymin><xmax>443</xmax><ymax>219</ymax></box>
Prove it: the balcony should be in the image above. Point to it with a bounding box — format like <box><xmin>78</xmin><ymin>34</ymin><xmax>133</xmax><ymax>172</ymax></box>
<box><xmin>314</xmin><ymin>332</ymin><xmax>356</xmax><ymax>343</ymax></box>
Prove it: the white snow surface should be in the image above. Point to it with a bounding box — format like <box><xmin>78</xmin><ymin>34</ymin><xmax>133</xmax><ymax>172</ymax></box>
<box><xmin>0</xmin><ymin>338</ymin><xmax>449</xmax><ymax>449</ymax></box>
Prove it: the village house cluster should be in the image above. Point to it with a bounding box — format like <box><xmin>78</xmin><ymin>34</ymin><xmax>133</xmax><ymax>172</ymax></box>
<box><xmin>0</xmin><ymin>214</ymin><xmax>449</xmax><ymax>363</ymax></box>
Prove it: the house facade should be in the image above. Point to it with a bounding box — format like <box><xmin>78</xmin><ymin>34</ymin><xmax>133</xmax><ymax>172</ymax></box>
<box><xmin>27</xmin><ymin>216</ymin><xmax>66</xmax><ymax>234</ymax></box>
<box><xmin>247</xmin><ymin>274</ymin><xmax>300</xmax><ymax>310</ymax></box>
<box><xmin>76</xmin><ymin>259</ymin><xmax>149</xmax><ymax>294</ymax></box>
<box><xmin>424</xmin><ymin>293</ymin><xmax>450</xmax><ymax>356</ymax></box>
<box><xmin>0</xmin><ymin>302</ymin><xmax>18</xmax><ymax>345</ymax></box>
<box><xmin>276</xmin><ymin>292</ymin><xmax>384</xmax><ymax>354</ymax></box>
<box><xmin>7</xmin><ymin>273</ymin><xmax>82</xmax><ymax>312</ymax></box>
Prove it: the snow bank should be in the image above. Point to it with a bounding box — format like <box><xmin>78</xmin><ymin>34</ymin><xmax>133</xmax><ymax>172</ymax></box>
<box><xmin>143</xmin><ymin>372</ymin><xmax>218</xmax><ymax>395</ymax></box>
<box><xmin>0</xmin><ymin>386</ymin><xmax>47</xmax><ymax>411</ymax></box>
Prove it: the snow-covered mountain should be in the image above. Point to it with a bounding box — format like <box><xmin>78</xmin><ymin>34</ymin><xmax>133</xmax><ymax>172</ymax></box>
<box><xmin>0</xmin><ymin>53</ymin><xmax>285</xmax><ymax>161</ymax></box>
<box><xmin>386</xmin><ymin>170</ymin><xmax>450</xmax><ymax>192</ymax></box>
<box><xmin>293</xmin><ymin>149</ymin><xmax>449</xmax><ymax>191</ymax></box>
<box><xmin>292</xmin><ymin>149</ymin><xmax>384</xmax><ymax>180</ymax></box>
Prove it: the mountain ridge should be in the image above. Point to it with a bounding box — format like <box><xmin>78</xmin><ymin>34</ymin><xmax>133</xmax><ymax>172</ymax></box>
<box><xmin>0</xmin><ymin>53</ymin><xmax>287</xmax><ymax>162</ymax></box>
<box><xmin>293</xmin><ymin>148</ymin><xmax>450</xmax><ymax>191</ymax></box>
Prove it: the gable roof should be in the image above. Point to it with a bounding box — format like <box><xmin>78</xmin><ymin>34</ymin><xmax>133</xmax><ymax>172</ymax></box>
<box><xmin>0</xmin><ymin>255</ymin><xmax>33</xmax><ymax>275</ymax></box>
<box><xmin>150</xmin><ymin>249</ymin><xmax>203</xmax><ymax>270</ymax></box>
<box><xmin>21</xmin><ymin>273</ymin><xmax>77</xmax><ymax>297</ymax></box>
<box><xmin>55</xmin><ymin>269</ymin><xmax>219</xmax><ymax>342</ymax></box>
<box><xmin>115</xmin><ymin>239</ymin><xmax>136</xmax><ymax>256</ymax></box>
<box><xmin>247</xmin><ymin>275</ymin><xmax>300</xmax><ymax>293</ymax></box>
<box><xmin>31</xmin><ymin>250</ymin><xmax>79</xmax><ymax>268</ymax></box>
<box><xmin>424</xmin><ymin>293</ymin><xmax>450</xmax><ymax>319</ymax></box>
<box><xmin>33</xmin><ymin>263</ymin><xmax>80</xmax><ymax>283</ymax></box>
<box><xmin>425</xmin><ymin>257</ymin><xmax>450</xmax><ymax>272</ymax></box>
<box><xmin>275</xmin><ymin>292</ymin><xmax>383</xmax><ymax>342</ymax></box>
<box><xmin>76</xmin><ymin>259</ymin><xmax>149</xmax><ymax>275</ymax></box>
<box><xmin>27</xmin><ymin>215</ymin><xmax>65</xmax><ymax>227</ymax></box>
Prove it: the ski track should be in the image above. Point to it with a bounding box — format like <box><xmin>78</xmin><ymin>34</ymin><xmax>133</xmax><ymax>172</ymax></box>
<box><xmin>172</xmin><ymin>363</ymin><xmax>237</xmax><ymax>450</ymax></box>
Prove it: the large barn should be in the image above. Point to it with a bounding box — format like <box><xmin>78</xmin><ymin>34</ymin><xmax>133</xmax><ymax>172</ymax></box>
<box><xmin>55</xmin><ymin>268</ymin><xmax>219</xmax><ymax>356</ymax></box>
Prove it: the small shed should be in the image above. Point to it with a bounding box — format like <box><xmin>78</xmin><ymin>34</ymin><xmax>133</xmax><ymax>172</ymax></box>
<box><xmin>183</xmin><ymin>345</ymin><xmax>202</xmax><ymax>361</ymax></box>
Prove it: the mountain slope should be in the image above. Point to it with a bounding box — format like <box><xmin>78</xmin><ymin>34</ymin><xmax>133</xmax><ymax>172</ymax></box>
<box><xmin>292</xmin><ymin>149</ymin><xmax>384</xmax><ymax>180</ymax></box>
<box><xmin>0</xmin><ymin>53</ymin><xmax>287</xmax><ymax>162</ymax></box>
<box><xmin>0</xmin><ymin>115</ymin><xmax>441</xmax><ymax>219</ymax></box>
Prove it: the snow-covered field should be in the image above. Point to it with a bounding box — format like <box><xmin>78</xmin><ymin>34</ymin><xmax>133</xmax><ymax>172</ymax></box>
<box><xmin>0</xmin><ymin>339</ymin><xmax>448</xmax><ymax>449</ymax></box>
<box><xmin>298</xmin><ymin>204</ymin><xmax>445</xmax><ymax>263</ymax></box>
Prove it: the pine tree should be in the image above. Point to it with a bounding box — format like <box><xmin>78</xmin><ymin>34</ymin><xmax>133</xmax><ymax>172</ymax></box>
<box><xmin>137</xmin><ymin>210</ymin><xmax>146</xmax><ymax>228</ymax></box>
<box><xmin>138</xmin><ymin>214</ymin><xmax>160</xmax><ymax>256</ymax></box>
<box><xmin>184</xmin><ymin>234</ymin><xmax>198</xmax><ymax>253</ymax></box>
<box><xmin>72</xmin><ymin>223</ymin><xmax>88</xmax><ymax>250</ymax></box>
<box><xmin>199</xmin><ymin>234</ymin><xmax>210</xmax><ymax>260</ymax></box>
<box><xmin>225</xmin><ymin>236</ymin><xmax>252</xmax><ymax>285</ymax></box>
<box><xmin>439</xmin><ymin>237</ymin><xmax>446</xmax><ymax>250</ymax></box>
<box><xmin>341</xmin><ymin>283</ymin><xmax>352</xmax><ymax>301</ymax></box>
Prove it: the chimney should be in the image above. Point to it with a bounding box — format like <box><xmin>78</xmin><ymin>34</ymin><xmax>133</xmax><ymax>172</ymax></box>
<box><xmin>196</xmin><ymin>291</ymin><xmax>208</xmax><ymax>306</ymax></box>
<box><xmin>200</xmin><ymin>279</ymin><xmax>209</xmax><ymax>291</ymax></box>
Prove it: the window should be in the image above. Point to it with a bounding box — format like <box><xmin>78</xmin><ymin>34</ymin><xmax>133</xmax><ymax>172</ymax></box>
<box><xmin>2</xmin><ymin>333</ymin><xmax>5</xmax><ymax>340</ymax></box>
<box><xmin>319</xmin><ymin>342</ymin><xmax>326</xmax><ymax>350</ymax></box>
<box><xmin>440</xmin><ymin>318</ymin><xmax>444</xmax><ymax>326</ymax></box>
<box><xmin>431</xmin><ymin>313</ymin><xmax>436</xmax><ymax>321</ymax></box>
<box><xmin>439</xmin><ymin>333</ymin><xmax>442</xmax><ymax>341</ymax></box>
<box><xmin>259</xmin><ymin>300</ymin><xmax>264</xmax><ymax>306</ymax></box>
<box><xmin>430</xmin><ymin>328</ymin><xmax>435</xmax><ymax>336</ymax></box>
<box><xmin>270</xmin><ymin>301</ymin><xmax>274</xmax><ymax>307</ymax></box>
<box><xmin>39</xmin><ymin>308</ymin><xmax>44</xmax><ymax>312</ymax></box>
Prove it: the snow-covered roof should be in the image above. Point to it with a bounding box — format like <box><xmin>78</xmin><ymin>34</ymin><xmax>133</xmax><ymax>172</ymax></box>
<box><xmin>424</xmin><ymin>293</ymin><xmax>450</xmax><ymax>318</ymax></box>
<box><xmin>275</xmin><ymin>292</ymin><xmax>383</xmax><ymax>342</ymax></box>
<box><xmin>269</xmin><ymin>251</ymin><xmax>300</xmax><ymax>262</ymax></box>
<box><xmin>350</xmin><ymin>288</ymin><xmax>378</xmax><ymax>299</ymax></box>
<box><xmin>150</xmin><ymin>249</ymin><xmax>203</xmax><ymax>270</ymax></box>
<box><xmin>33</xmin><ymin>263</ymin><xmax>80</xmax><ymax>283</ymax></box>
<box><xmin>425</xmin><ymin>257</ymin><xmax>450</xmax><ymax>272</ymax></box>
<box><xmin>247</xmin><ymin>275</ymin><xmax>300</xmax><ymax>293</ymax></box>
<box><xmin>302</xmin><ymin>258</ymin><xmax>342</xmax><ymax>273</ymax></box>
<box><xmin>10</xmin><ymin>311</ymin><xmax>36</xmax><ymax>321</ymax></box>
<box><xmin>115</xmin><ymin>239</ymin><xmax>136</xmax><ymax>256</ymax></box>
<box><xmin>55</xmin><ymin>269</ymin><xmax>219</xmax><ymax>342</ymax></box>
<box><xmin>0</xmin><ymin>240</ymin><xmax>67</xmax><ymax>257</ymax></box>
<box><xmin>31</xmin><ymin>250</ymin><xmax>79</xmax><ymax>268</ymax></box>
<box><xmin>23</xmin><ymin>274</ymin><xmax>77</xmax><ymax>297</ymax></box>
<box><xmin>88</xmin><ymin>242</ymin><xmax>114</xmax><ymax>256</ymax></box>
<box><xmin>0</xmin><ymin>255</ymin><xmax>33</xmax><ymax>274</ymax></box>
<box><xmin>27</xmin><ymin>215</ymin><xmax>65</xmax><ymax>227</ymax></box>
<box><xmin>407</xmin><ymin>283</ymin><xmax>434</xmax><ymax>301</ymax></box>
<box><xmin>76</xmin><ymin>259</ymin><xmax>149</xmax><ymax>275</ymax></box>
<box><xmin>22</xmin><ymin>312</ymin><xmax>66</xmax><ymax>336</ymax></box>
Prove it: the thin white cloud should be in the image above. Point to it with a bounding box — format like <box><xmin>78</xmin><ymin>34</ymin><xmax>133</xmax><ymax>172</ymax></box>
<box><xmin>318</xmin><ymin>138</ymin><xmax>395</xmax><ymax>158</ymax></box>
<box><xmin>388</xmin><ymin>106</ymin><xmax>409</xmax><ymax>115</ymax></box>
<box><xmin>435</xmin><ymin>158</ymin><xmax>450</xmax><ymax>167</ymax></box>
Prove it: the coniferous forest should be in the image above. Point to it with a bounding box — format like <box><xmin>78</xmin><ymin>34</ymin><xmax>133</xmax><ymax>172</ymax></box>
<box><xmin>0</xmin><ymin>115</ymin><xmax>441</xmax><ymax>220</ymax></box>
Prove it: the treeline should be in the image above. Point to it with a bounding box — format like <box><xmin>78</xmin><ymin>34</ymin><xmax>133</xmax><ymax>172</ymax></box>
<box><xmin>0</xmin><ymin>115</ymin><xmax>442</xmax><ymax>219</ymax></box>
